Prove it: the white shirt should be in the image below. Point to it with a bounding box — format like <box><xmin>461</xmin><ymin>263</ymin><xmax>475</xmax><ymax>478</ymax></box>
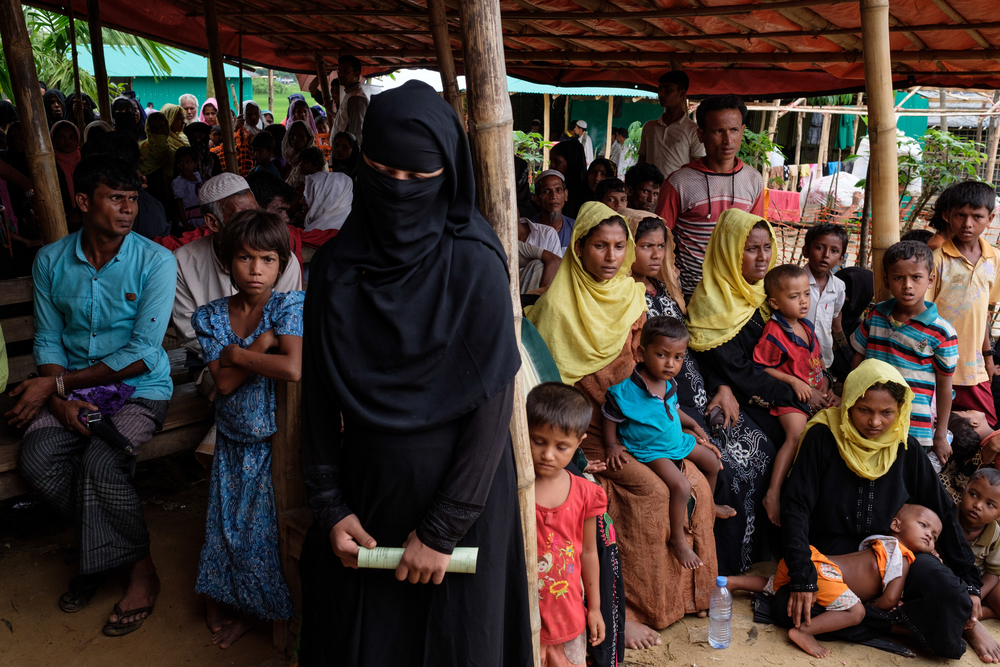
<box><xmin>579</xmin><ymin>132</ymin><xmax>594</xmax><ymax>165</ymax></box>
<box><xmin>333</xmin><ymin>83</ymin><xmax>369</xmax><ymax>144</ymax></box>
<box><xmin>639</xmin><ymin>114</ymin><xmax>705</xmax><ymax>179</ymax></box>
<box><xmin>172</xmin><ymin>235</ymin><xmax>303</xmax><ymax>359</ymax></box>
<box><xmin>524</xmin><ymin>220</ymin><xmax>563</xmax><ymax>257</ymax></box>
<box><xmin>807</xmin><ymin>268</ymin><xmax>846</xmax><ymax>367</ymax></box>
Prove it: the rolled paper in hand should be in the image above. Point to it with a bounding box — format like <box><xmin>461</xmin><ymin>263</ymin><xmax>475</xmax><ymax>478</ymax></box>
<box><xmin>357</xmin><ymin>546</ymin><xmax>479</xmax><ymax>574</ymax></box>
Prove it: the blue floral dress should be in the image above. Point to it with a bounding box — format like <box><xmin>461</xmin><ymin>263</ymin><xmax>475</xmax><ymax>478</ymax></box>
<box><xmin>192</xmin><ymin>290</ymin><xmax>304</xmax><ymax>620</ymax></box>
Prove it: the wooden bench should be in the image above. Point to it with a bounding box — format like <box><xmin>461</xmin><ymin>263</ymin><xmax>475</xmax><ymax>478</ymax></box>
<box><xmin>0</xmin><ymin>276</ymin><xmax>214</xmax><ymax>500</ymax></box>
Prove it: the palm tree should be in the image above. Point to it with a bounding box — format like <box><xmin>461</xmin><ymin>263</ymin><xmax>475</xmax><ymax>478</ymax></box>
<box><xmin>0</xmin><ymin>7</ymin><xmax>177</xmax><ymax>101</ymax></box>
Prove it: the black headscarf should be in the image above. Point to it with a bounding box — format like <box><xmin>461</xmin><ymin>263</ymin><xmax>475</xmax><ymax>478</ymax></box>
<box><xmin>836</xmin><ymin>266</ymin><xmax>874</xmax><ymax>338</ymax></box>
<box><xmin>42</xmin><ymin>89</ymin><xmax>66</xmax><ymax>127</ymax></box>
<box><xmin>112</xmin><ymin>97</ymin><xmax>141</xmax><ymax>141</ymax></box>
<box><xmin>305</xmin><ymin>80</ymin><xmax>520</xmax><ymax>431</ymax></box>
<box><xmin>0</xmin><ymin>100</ymin><xmax>18</xmax><ymax>130</ymax></box>
<box><xmin>65</xmin><ymin>93</ymin><xmax>96</xmax><ymax>126</ymax></box>
<box><xmin>550</xmin><ymin>139</ymin><xmax>587</xmax><ymax>218</ymax></box>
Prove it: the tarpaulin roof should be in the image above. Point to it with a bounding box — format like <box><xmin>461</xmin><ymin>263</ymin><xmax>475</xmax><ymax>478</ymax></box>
<box><xmin>36</xmin><ymin>0</ymin><xmax>1000</xmax><ymax>97</ymax></box>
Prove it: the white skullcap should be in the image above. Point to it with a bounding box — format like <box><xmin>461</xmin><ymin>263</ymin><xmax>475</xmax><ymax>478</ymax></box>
<box><xmin>199</xmin><ymin>173</ymin><xmax>250</xmax><ymax>206</ymax></box>
<box><xmin>536</xmin><ymin>169</ymin><xmax>565</xmax><ymax>184</ymax></box>
<box><xmin>576</xmin><ymin>120</ymin><xmax>588</xmax><ymax>129</ymax></box>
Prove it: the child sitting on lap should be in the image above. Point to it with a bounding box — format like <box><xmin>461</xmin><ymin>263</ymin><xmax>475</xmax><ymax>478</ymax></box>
<box><xmin>602</xmin><ymin>316</ymin><xmax>730</xmax><ymax>570</ymax></box>
<box><xmin>192</xmin><ymin>210</ymin><xmax>304</xmax><ymax>648</ymax></box>
<box><xmin>528</xmin><ymin>383</ymin><xmax>607</xmax><ymax>667</ymax></box>
<box><xmin>754</xmin><ymin>264</ymin><xmax>839</xmax><ymax>526</ymax></box>
<box><xmin>959</xmin><ymin>468</ymin><xmax>1000</xmax><ymax>621</ymax></box>
<box><xmin>729</xmin><ymin>503</ymin><xmax>940</xmax><ymax>659</ymax></box>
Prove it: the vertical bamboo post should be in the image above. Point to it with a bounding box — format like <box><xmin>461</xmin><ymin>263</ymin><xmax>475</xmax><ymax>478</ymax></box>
<box><xmin>986</xmin><ymin>115</ymin><xmax>1000</xmax><ymax>188</ymax></box>
<box><xmin>204</xmin><ymin>0</ymin><xmax>238</xmax><ymax>175</ymax></box>
<box><xmin>428</xmin><ymin>0</ymin><xmax>462</xmax><ymax>119</ymax></box>
<box><xmin>817</xmin><ymin>112</ymin><xmax>831</xmax><ymax>166</ymax></box>
<box><xmin>858</xmin><ymin>162</ymin><xmax>873</xmax><ymax>267</ymax></box>
<box><xmin>86</xmin><ymin>0</ymin><xmax>111</xmax><ymax>123</ymax></box>
<box><xmin>766</xmin><ymin>99</ymin><xmax>780</xmax><ymax>141</ymax></box>
<box><xmin>791</xmin><ymin>112</ymin><xmax>803</xmax><ymax>191</ymax></box>
<box><xmin>543</xmin><ymin>92</ymin><xmax>551</xmax><ymax>167</ymax></box>
<box><xmin>267</xmin><ymin>69</ymin><xmax>274</xmax><ymax>116</ymax></box>
<box><xmin>564</xmin><ymin>95</ymin><xmax>570</xmax><ymax>137</ymax></box>
<box><xmin>238</xmin><ymin>33</ymin><xmax>244</xmax><ymax>109</ymax></box>
<box><xmin>66</xmin><ymin>3</ymin><xmax>85</xmax><ymax>130</ymax></box>
<box><xmin>0</xmin><ymin>0</ymin><xmax>68</xmax><ymax>243</ymax></box>
<box><xmin>459</xmin><ymin>0</ymin><xmax>540</xmax><ymax>664</ymax></box>
<box><xmin>314</xmin><ymin>53</ymin><xmax>335</xmax><ymax>120</ymax></box>
<box><xmin>851</xmin><ymin>92</ymin><xmax>863</xmax><ymax>149</ymax></box>
<box><xmin>206</xmin><ymin>61</ymin><xmax>215</xmax><ymax>100</ymax></box>
<box><xmin>939</xmin><ymin>88</ymin><xmax>948</xmax><ymax>134</ymax></box>
<box><xmin>604</xmin><ymin>95</ymin><xmax>614</xmax><ymax>159</ymax></box>
<box><xmin>860</xmin><ymin>0</ymin><xmax>900</xmax><ymax>299</ymax></box>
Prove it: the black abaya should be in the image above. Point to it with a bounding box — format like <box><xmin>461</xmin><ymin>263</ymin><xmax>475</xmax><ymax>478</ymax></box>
<box><xmin>780</xmin><ymin>424</ymin><xmax>982</xmax><ymax>659</ymax></box>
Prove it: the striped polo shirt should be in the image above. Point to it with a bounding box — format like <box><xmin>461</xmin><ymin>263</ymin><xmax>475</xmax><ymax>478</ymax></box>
<box><xmin>850</xmin><ymin>299</ymin><xmax>958</xmax><ymax>449</ymax></box>
<box><xmin>655</xmin><ymin>158</ymin><xmax>766</xmax><ymax>295</ymax></box>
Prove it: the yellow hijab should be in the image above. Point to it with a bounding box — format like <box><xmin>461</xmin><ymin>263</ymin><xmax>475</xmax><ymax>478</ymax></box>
<box><xmin>621</xmin><ymin>207</ymin><xmax>687</xmax><ymax>316</ymax></box>
<box><xmin>159</xmin><ymin>103</ymin><xmax>190</xmax><ymax>151</ymax></box>
<box><xmin>526</xmin><ymin>201</ymin><xmax>647</xmax><ymax>386</ymax></box>
<box><xmin>686</xmin><ymin>209</ymin><xmax>777</xmax><ymax>352</ymax></box>
<box><xmin>799</xmin><ymin>359</ymin><xmax>914</xmax><ymax>481</ymax></box>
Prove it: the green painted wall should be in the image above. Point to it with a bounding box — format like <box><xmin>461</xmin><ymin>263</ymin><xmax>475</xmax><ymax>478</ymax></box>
<box><xmin>894</xmin><ymin>91</ymin><xmax>929</xmax><ymax>140</ymax></box>
<box><xmin>128</xmin><ymin>76</ymin><xmax>246</xmax><ymax>113</ymax></box>
<box><xmin>568</xmin><ymin>98</ymin><xmax>662</xmax><ymax>162</ymax></box>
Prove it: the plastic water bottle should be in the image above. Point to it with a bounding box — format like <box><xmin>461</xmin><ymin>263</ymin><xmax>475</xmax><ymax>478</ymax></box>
<box><xmin>708</xmin><ymin>575</ymin><xmax>732</xmax><ymax>649</ymax></box>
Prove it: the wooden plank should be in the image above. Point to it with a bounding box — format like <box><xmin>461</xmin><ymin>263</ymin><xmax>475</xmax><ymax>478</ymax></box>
<box><xmin>0</xmin><ymin>315</ymin><xmax>35</xmax><ymax>343</ymax></box>
<box><xmin>137</xmin><ymin>422</ymin><xmax>209</xmax><ymax>461</ymax></box>
<box><xmin>7</xmin><ymin>354</ymin><xmax>36</xmax><ymax>385</ymax></box>
<box><xmin>272</xmin><ymin>380</ymin><xmax>303</xmax><ymax>657</ymax></box>
<box><xmin>0</xmin><ymin>443</ymin><xmax>18</xmax><ymax>474</ymax></box>
<box><xmin>0</xmin><ymin>469</ymin><xmax>29</xmax><ymax>501</ymax></box>
<box><xmin>0</xmin><ymin>277</ymin><xmax>33</xmax><ymax>307</ymax></box>
<box><xmin>160</xmin><ymin>383</ymin><xmax>214</xmax><ymax>431</ymax></box>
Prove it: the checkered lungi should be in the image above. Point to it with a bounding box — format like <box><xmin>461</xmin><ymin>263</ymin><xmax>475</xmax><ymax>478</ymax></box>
<box><xmin>18</xmin><ymin>398</ymin><xmax>168</xmax><ymax>574</ymax></box>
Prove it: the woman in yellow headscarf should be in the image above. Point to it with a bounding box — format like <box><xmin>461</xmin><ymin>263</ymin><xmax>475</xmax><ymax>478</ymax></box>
<box><xmin>159</xmin><ymin>103</ymin><xmax>190</xmax><ymax>151</ymax></box>
<box><xmin>781</xmin><ymin>359</ymin><xmax>988</xmax><ymax>661</ymax></box>
<box><xmin>528</xmin><ymin>201</ymin><xmax>721</xmax><ymax>641</ymax></box>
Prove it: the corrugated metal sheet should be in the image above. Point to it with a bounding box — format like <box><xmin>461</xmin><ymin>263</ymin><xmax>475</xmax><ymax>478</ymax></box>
<box><xmin>75</xmin><ymin>47</ymin><xmax>245</xmax><ymax>79</ymax></box>
<box><xmin>129</xmin><ymin>77</ymin><xmax>247</xmax><ymax>112</ymax></box>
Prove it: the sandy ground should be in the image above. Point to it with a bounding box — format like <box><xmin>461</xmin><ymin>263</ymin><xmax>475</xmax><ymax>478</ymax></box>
<box><xmin>2</xmin><ymin>451</ymin><xmax>999</xmax><ymax>667</ymax></box>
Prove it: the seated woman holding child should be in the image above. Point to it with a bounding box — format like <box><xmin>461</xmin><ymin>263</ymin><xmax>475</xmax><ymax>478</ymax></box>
<box><xmin>528</xmin><ymin>202</ymin><xmax>719</xmax><ymax>649</ymax></box>
<box><xmin>778</xmin><ymin>359</ymin><xmax>1000</xmax><ymax>662</ymax></box>
<box><xmin>684</xmin><ymin>210</ymin><xmax>818</xmax><ymax>571</ymax></box>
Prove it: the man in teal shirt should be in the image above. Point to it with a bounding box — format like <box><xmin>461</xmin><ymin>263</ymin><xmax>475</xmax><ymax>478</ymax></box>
<box><xmin>7</xmin><ymin>155</ymin><xmax>176</xmax><ymax>637</ymax></box>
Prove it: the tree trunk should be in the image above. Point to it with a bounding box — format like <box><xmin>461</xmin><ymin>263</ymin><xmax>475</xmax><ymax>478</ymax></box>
<box><xmin>204</xmin><ymin>0</ymin><xmax>238</xmax><ymax>175</ymax></box>
<box><xmin>267</xmin><ymin>69</ymin><xmax>274</xmax><ymax>115</ymax></box>
<box><xmin>0</xmin><ymin>0</ymin><xmax>68</xmax><ymax>243</ymax></box>
<box><xmin>458</xmin><ymin>0</ymin><xmax>540</xmax><ymax>664</ymax></box>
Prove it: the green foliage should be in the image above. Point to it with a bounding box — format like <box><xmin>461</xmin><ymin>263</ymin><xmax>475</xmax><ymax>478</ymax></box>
<box><xmin>513</xmin><ymin>131</ymin><xmax>552</xmax><ymax>172</ymax></box>
<box><xmin>623</xmin><ymin>120</ymin><xmax>643</xmax><ymax>164</ymax></box>
<box><xmin>739</xmin><ymin>128</ymin><xmax>785</xmax><ymax>184</ymax></box>
<box><xmin>900</xmin><ymin>128</ymin><xmax>985</xmax><ymax>229</ymax></box>
<box><xmin>252</xmin><ymin>77</ymin><xmax>299</xmax><ymax>96</ymax></box>
<box><xmin>0</xmin><ymin>8</ymin><xmax>177</xmax><ymax>102</ymax></box>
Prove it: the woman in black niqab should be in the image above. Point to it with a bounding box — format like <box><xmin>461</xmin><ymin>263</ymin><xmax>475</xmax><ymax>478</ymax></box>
<box><xmin>298</xmin><ymin>80</ymin><xmax>531</xmax><ymax>667</ymax></box>
<box><xmin>42</xmin><ymin>89</ymin><xmax>66</xmax><ymax>128</ymax></box>
<box><xmin>111</xmin><ymin>96</ymin><xmax>141</xmax><ymax>141</ymax></box>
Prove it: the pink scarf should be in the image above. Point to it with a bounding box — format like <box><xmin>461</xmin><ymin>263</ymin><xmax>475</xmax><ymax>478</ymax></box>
<box><xmin>51</xmin><ymin>120</ymin><xmax>81</xmax><ymax>202</ymax></box>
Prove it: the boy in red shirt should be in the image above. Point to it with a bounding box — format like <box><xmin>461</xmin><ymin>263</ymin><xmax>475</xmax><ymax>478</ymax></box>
<box><xmin>528</xmin><ymin>383</ymin><xmax>607</xmax><ymax>667</ymax></box>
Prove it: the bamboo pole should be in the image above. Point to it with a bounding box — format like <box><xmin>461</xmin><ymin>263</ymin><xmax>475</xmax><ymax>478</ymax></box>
<box><xmin>267</xmin><ymin>69</ymin><xmax>274</xmax><ymax>115</ymax></box>
<box><xmin>458</xmin><ymin>0</ymin><xmax>540</xmax><ymax>663</ymax></box>
<box><xmin>543</xmin><ymin>92</ymin><xmax>550</xmax><ymax>168</ymax></box>
<box><xmin>564</xmin><ymin>95</ymin><xmax>570</xmax><ymax>138</ymax></box>
<box><xmin>986</xmin><ymin>114</ymin><xmax>1000</xmax><ymax>188</ymax></box>
<box><xmin>789</xmin><ymin>112</ymin><xmax>803</xmax><ymax>191</ymax></box>
<box><xmin>817</xmin><ymin>112</ymin><xmax>831</xmax><ymax>166</ymax></box>
<box><xmin>314</xmin><ymin>53</ymin><xmax>335</xmax><ymax>120</ymax></box>
<box><xmin>0</xmin><ymin>0</ymin><xmax>68</xmax><ymax>243</ymax></box>
<box><xmin>206</xmin><ymin>60</ymin><xmax>215</xmax><ymax>101</ymax></box>
<box><xmin>67</xmin><ymin>3</ymin><xmax>85</xmax><ymax>130</ymax></box>
<box><xmin>766</xmin><ymin>99</ymin><xmax>780</xmax><ymax>141</ymax></box>
<box><xmin>428</xmin><ymin>0</ymin><xmax>463</xmax><ymax>119</ymax></box>
<box><xmin>860</xmin><ymin>0</ymin><xmax>900</xmax><ymax>300</ymax></box>
<box><xmin>204</xmin><ymin>0</ymin><xmax>238</xmax><ymax>174</ymax></box>
<box><xmin>86</xmin><ymin>0</ymin><xmax>111</xmax><ymax>123</ymax></box>
<box><xmin>850</xmin><ymin>93</ymin><xmax>862</xmax><ymax>148</ymax></box>
<box><xmin>858</xmin><ymin>163</ymin><xmax>873</xmax><ymax>267</ymax></box>
<box><xmin>604</xmin><ymin>95</ymin><xmax>614</xmax><ymax>159</ymax></box>
<box><xmin>238</xmin><ymin>33</ymin><xmax>244</xmax><ymax>110</ymax></box>
<box><xmin>939</xmin><ymin>88</ymin><xmax>948</xmax><ymax>133</ymax></box>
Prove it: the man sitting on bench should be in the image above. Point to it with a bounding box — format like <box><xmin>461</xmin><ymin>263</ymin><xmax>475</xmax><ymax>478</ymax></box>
<box><xmin>6</xmin><ymin>155</ymin><xmax>177</xmax><ymax>637</ymax></box>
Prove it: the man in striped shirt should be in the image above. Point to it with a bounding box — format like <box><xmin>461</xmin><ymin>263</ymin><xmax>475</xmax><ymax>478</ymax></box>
<box><xmin>851</xmin><ymin>241</ymin><xmax>958</xmax><ymax>463</ymax></box>
<box><xmin>655</xmin><ymin>95</ymin><xmax>765</xmax><ymax>296</ymax></box>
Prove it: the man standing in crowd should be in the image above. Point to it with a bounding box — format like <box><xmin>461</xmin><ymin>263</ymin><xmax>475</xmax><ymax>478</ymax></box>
<box><xmin>572</xmin><ymin>120</ymin><xmax>594</xmax><ymax>165</ymax></box>
<box><xmin>656</xmin><ymin>94</ymin><xmax>765</xmax><ymax>296</ymax></box>
<box><xmin>11</xmin><ymin>156</ymin><xmax>177</xmax><ymax>637</ymax></box>
<box><xmin>179</xmin><ymin>94</ymin><xmax>199</xmax><ymax>125</ymax></box>
<box><xmin>608</xmin><ymin>127</ymin><xmax>627</xmax><ymax>174</ymax></box>
<box><xmin>624</xmin><ymin>162</ymin><xmax>664</xmax><ymax>213</ymax></box>
<box><xmin>332</xmin><ymin>55</ymin><xmax>368</xmax><ymax>145</ymax></box>
<box><xmin>172</xmin><ymin>173</ymin><xmax>301</xmax><ymax>366</ymax></box>
<box><xmin>639</xmin><ymin>71</ymin><xmax>704</xmax><ymax>179</ymax></box>
<box><xmin>531</xmin><ymin>169</ymin><xmax>575</xmax><ymax>252</ymax></box>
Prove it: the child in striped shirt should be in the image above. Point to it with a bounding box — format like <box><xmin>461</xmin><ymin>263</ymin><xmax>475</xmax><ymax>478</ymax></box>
<box><xmin>851</xmin><ymin>241</ymin><xmax>958</xmax><ymax>468</ymax></box>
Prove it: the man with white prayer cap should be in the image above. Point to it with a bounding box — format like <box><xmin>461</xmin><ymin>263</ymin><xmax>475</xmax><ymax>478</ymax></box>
<box><xmin>171</xmin><ymin>173</ymin><xmax>302</xmax><ymax>364</ymax></box>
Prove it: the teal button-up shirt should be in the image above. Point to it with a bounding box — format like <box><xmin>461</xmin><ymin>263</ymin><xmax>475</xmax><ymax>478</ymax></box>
<box><xmin>32</xmin><ymin>230</ymin><xmax>177</xmax><ymax>400</ymax></box>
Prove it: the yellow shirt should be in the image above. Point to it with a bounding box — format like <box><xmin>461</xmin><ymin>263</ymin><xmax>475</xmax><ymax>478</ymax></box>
<box><xmin>931</xmin><ymin>238</ymin><xmax>1000</xmax><ymax>386</ymax></box>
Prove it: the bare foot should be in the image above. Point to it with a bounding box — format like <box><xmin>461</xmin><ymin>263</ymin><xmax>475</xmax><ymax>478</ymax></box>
<box><xmin>624</xmin><ymin>620</ymin><xmax>662</xmax><ymax>650</ymax></box>
<box><xmin>212</xmin><ymin>613</ymin><xmax>258</xmax><ymax>649</ymax></box>
<box><xmin>205</xmin><ymin>597</ymin><xmax>234</xmax><ymax>633</ymax></box>
<box><xmin>697</xmin><ymin>610</ymin><xmax>707</xmax><ymax>618</ymax></box>
<box><xmin>668</xmin><ymin>536</ymin><xmax>703</xmax><ymax>569</ymax></box>
<box><xmin>966</xmin><ymin>620</ymin><xmax>1000</xmax><ymax>663</ymax></box>
<box><xmin>108</xmin><ymin>556</ymin><xmax>160</xmax><ymax>626</ymax></box>
<box><xmin>715</xmin><ymin>504</ymin><xmax>736</xmax><ymax>519</ymax></box>
<box><xmin>788</xmin><ymin>627</ymin><xmax>831</xmax><ymax>658</ymax></box>
<box><xmin>763</xmin><ymin>490</ymin><xmax>782</xmax><ymax>527</ymax></box>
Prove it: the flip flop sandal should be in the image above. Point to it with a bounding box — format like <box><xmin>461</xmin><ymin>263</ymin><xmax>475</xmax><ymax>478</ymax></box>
<box><xmin>102</xmin><ymin>603</ymin><xmax>154</xmax><ymax>637</ymax></box>
<box><xmin>58</xmin><ymin>572</ymin><xmax>107</xmax><ymax>613</ymax></box>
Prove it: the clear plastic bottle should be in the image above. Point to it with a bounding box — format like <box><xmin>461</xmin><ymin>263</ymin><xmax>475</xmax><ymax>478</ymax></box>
<box><xmin>708</xmin><ymin>575</ymin><xmax>732</xmax><ymax>649</ymax></box>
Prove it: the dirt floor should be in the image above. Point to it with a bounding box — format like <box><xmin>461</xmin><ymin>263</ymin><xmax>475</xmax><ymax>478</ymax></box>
<box><xmin>1</xmin><ymin>451</ymin><xmax>999</xmax><ymax>667</ymax></box>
